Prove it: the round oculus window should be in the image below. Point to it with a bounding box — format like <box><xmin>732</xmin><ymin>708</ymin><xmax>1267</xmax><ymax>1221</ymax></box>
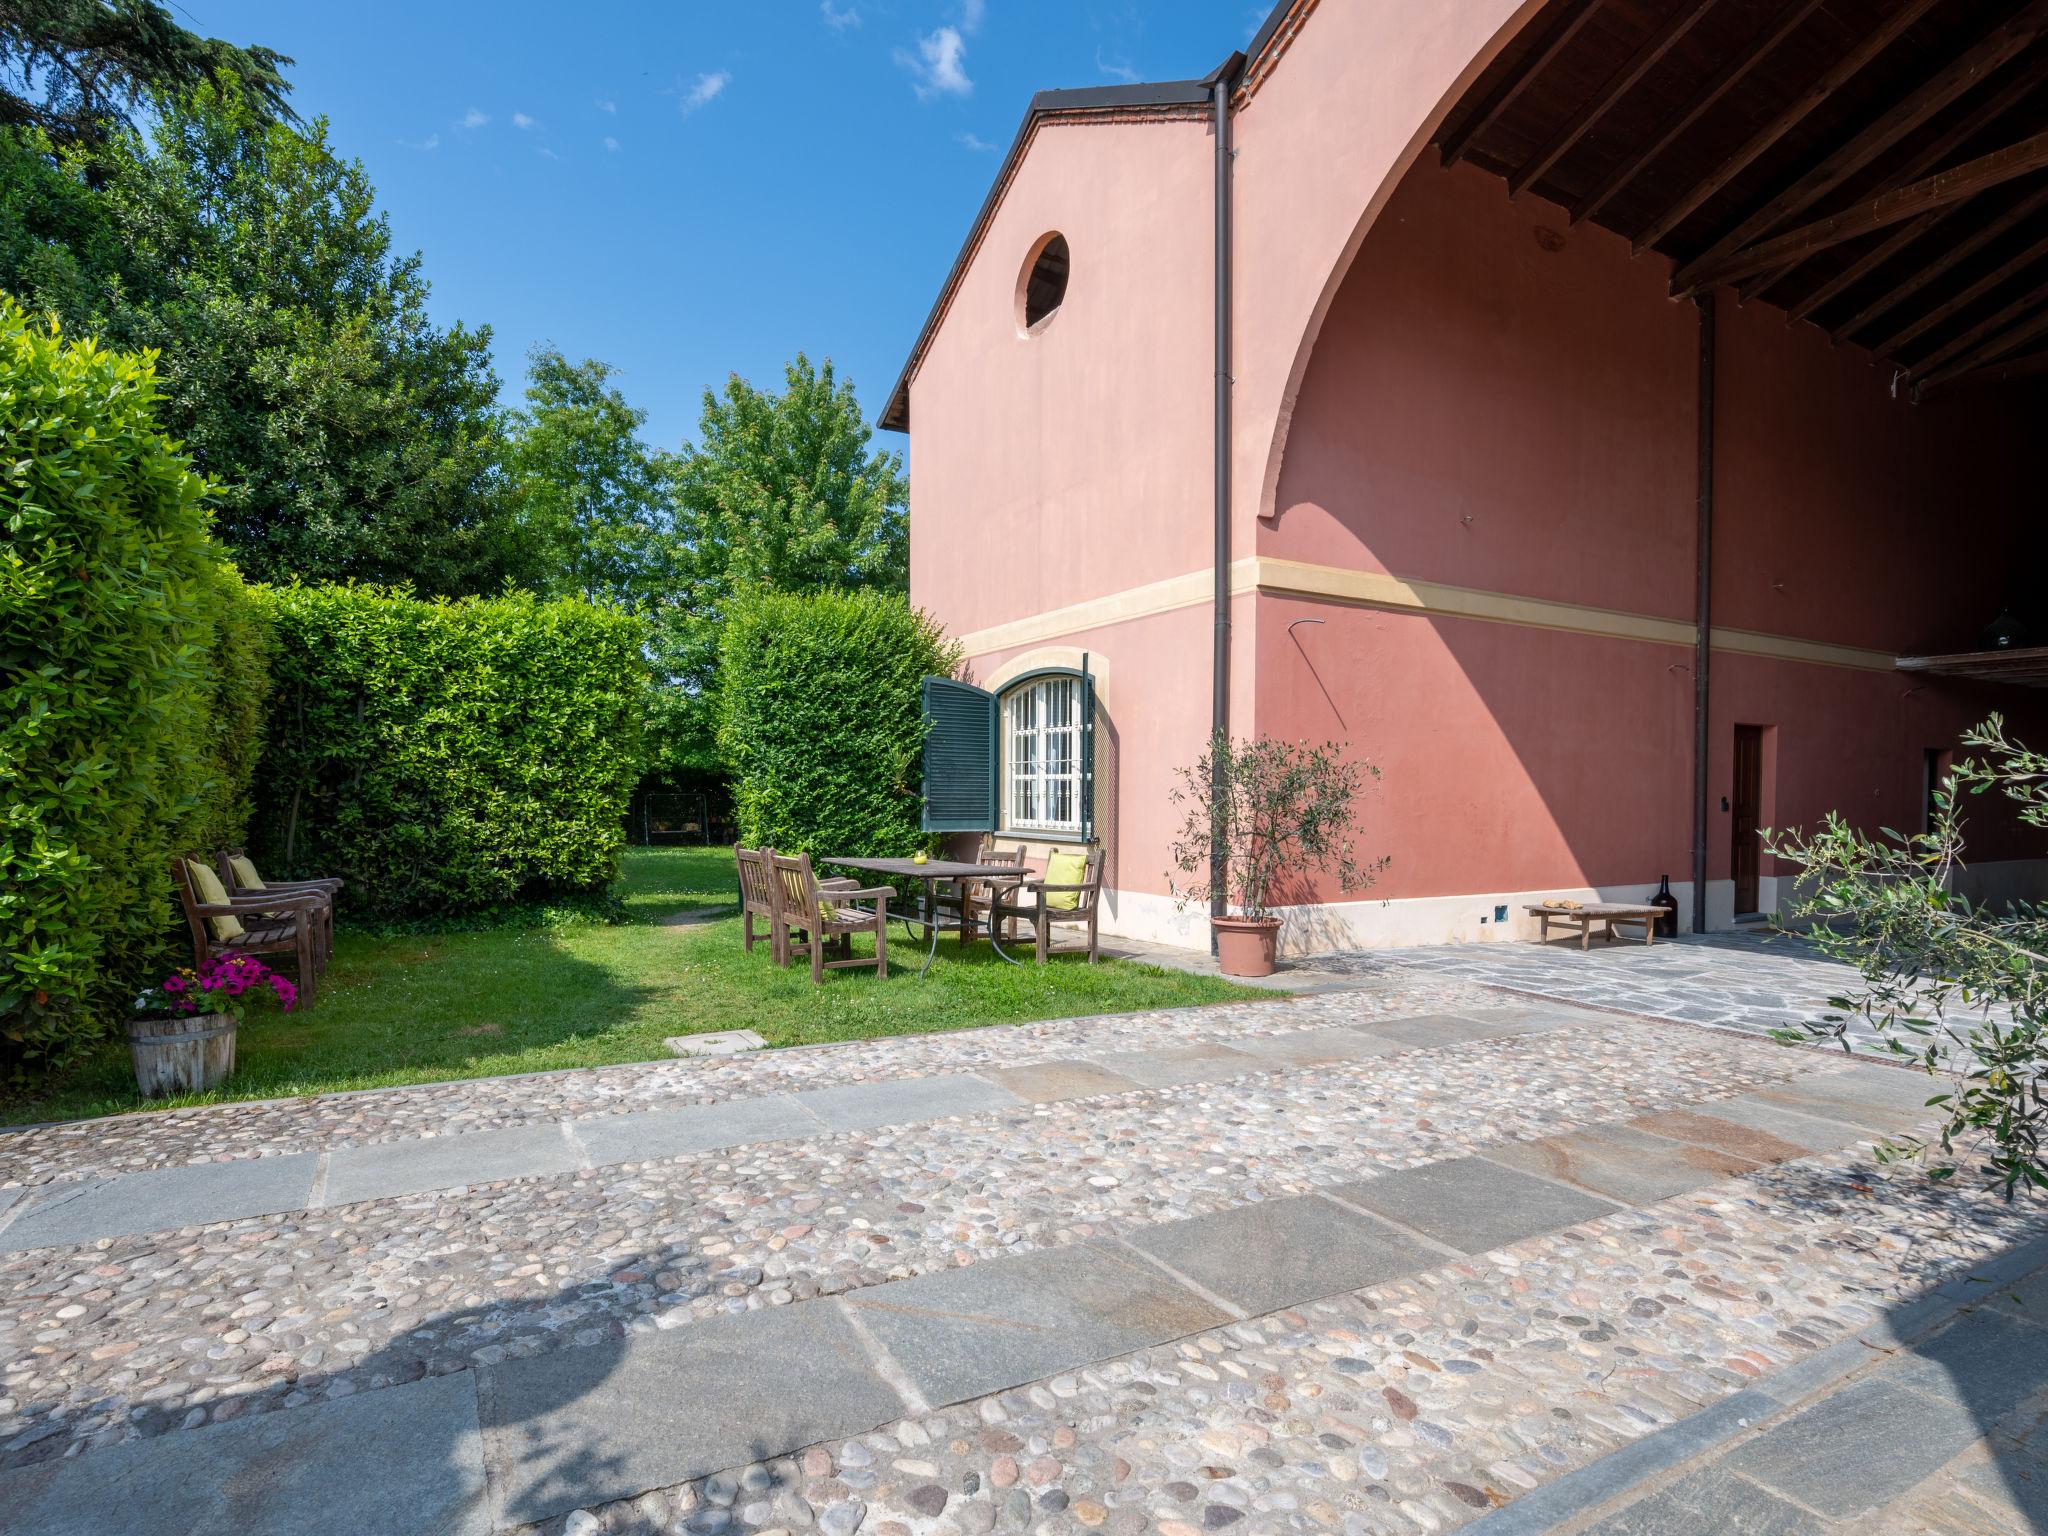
<box><xmin>1018</xmin><ymin>233</ymin><xmax>1069</xmax><ymax>332</ymax></box>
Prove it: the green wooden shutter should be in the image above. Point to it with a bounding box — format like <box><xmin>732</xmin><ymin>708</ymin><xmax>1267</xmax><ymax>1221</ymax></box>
<box><xmin>922</xmin><ymin>677</ymin><xmax>998</xmax><ymax>832</ymax></box>
<box><xmin>1079</xmin><ymin>661</ymin><xmax>1096</xmax><ymax>843</ymax></box>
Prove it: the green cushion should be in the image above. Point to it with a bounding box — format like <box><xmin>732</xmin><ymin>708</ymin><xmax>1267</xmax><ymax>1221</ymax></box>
<box><xmin>186</xmin><ymin>860</ymin><xmax>244</xmax><ymax>941</ymax></box>
<box><xmin>1044</xmin><ymin>850</ymin><xmax>1088</xmax><ymax>912</ymax></box>
<box><xmin>228</xmin><ymin>854</ymin><xmax>264</xmax><ymax>891</ymax></box>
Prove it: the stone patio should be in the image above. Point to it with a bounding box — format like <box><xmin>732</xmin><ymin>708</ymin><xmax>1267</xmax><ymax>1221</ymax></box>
<box><xmin>1</xmin><ymin>965</ymin><xmax>2041</xmax><ymax>1535</ymax></box>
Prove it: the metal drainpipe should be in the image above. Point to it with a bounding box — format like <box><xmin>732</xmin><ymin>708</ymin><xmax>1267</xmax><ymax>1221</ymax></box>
<box><xmin>1690</xmin><ymin>292</ymin><xmax>1716</xmax><ymax>934</ymax></box>
<box><xmin>1210</xmin><ymin>56</ymin><xmax>1241</xmax><ymax>940</ymax></box>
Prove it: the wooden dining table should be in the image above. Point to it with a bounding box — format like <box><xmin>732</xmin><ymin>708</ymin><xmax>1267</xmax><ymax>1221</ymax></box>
<box><xmin>824</xmin><ymin>857</ymin><xmax>1029</xmax><ymax>977</ymax></box>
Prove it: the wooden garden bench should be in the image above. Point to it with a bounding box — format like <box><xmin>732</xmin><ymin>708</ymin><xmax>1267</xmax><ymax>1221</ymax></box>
<box><xmin>219</xmin><ymin>849</ymin><xmax>339</xmax><ymax>962</ymax></box>
<box><xmin>172</xmin><ymin>857</ymin><xmax>324</xmax><ymax>1004</ymax></box>
<box><xmin>1524</xmin><ymin>901</ymin><xmax>1662</xmax><ymax>949</ymax></box>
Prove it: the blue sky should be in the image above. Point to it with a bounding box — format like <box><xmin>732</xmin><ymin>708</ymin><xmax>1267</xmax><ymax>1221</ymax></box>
<box><xmin>180</xmin><ymin>1</ymin><xmax>1265</xmax><ymax>452</ymax></box>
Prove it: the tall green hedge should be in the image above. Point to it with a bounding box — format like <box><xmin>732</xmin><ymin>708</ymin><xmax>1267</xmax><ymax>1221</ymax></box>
<box><xmin>718</xmin><ymin>589</ymin><xmax>961</xmax><ymax>860</ymax></box>
<box><xmin>250</xmin><ymin>585</ymin><xmax>648</xmax><ymax>919</ymax></box>
<box><xmin>0</xmin><ymin>300</ymin><xmax>270</xmax><ymax>1072</ymax></box>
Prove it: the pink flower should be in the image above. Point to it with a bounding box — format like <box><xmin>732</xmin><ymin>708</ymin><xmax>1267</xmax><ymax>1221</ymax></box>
<box><xmin>162</xmin><ymin>975</ymin><xmax>186</xmax><ymax>994</ymax></box>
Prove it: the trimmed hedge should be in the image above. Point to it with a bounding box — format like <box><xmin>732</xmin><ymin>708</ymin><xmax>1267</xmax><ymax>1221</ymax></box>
<box><xmin>250</xmin><ymin>585</ymin><xmax>648</xmax><ymax>920</ymax></box>
<box><xmin>718</xmin><ymin>589</ymin><xmax>961</xmax><ymax>861</ymax></box>
<box><xmin>1</xmin><ymin>300</ymin><xmax>270</xmax><ymax>1072</ymax></box>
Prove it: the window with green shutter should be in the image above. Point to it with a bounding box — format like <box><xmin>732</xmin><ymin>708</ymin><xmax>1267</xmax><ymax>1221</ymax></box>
<box><xmin>921</xmin><ymin>677</ymin><xmax>998</xmax><ymax>831</ymax></box>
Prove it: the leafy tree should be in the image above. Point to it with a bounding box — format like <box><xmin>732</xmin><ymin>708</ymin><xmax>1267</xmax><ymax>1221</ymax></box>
<box><xmin>0</xmin><ymin>84</ymin><xmax>526</xmax><ymax>593</ymax></box>
<box><xmin>1</xmin><ymin>0</ymin><xmax>294</xmax><ymax>147</ymax></box>
<box><xmin>505</xmin><ymin>347</ymin><xmax>675</xmax><ymax>606</ymax></box>
<box><xmin>662</xmin><ymin>354</ymin><xmax>908</xmax><ymax>771</ymax></box>
<box><xmin>1770</xmin><ymin>714</ymin><xmax>2048</xmax><ymax>1196</ymax></box>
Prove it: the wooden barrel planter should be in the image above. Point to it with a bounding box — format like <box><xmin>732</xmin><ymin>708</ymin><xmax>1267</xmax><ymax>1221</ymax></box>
<box><xmin>127</xmin><ymin>1012</ymin><xmax>237</xmax><ymax>1097</ymax></box>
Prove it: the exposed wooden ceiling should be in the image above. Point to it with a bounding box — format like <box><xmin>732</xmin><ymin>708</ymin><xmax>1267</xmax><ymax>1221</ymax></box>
<box><xmin>1436</xmin><ymin>0</ymin><xmax>2048</xmax><ymax>398</ymax></box>
<box><xmin>1899</xmin><ymin>645</ymin><xmax>2048</xmax><ymax>683</ymax></box>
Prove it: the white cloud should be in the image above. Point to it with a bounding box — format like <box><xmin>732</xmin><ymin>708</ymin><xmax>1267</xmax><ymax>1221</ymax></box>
<box><xmin>603</xmin><ymin>135</ymin><xmax>621</xmax><ymax>152</ymax></box>
<box><xmin>959</xmin><ymin>0</ymin><xmax>986</xmax><ymax>33</ymax></box>
<box><xmin>897</xmin><ymin>27</ymin><xmax>971</xmax><ymax>98</ymax></box>
<box><xmin>956</xmin><ymin>131</ymin><xmax>998</xmax><ymax>153</ymax></box>
<box><xmin>512</xmin><ymin>111</ymin><xmax>538</xmax><ymax>130</ymax></box>
<box><xmin>405</xmin><ymin>132</ymin><xmax>441</xmax><ymax>151</ymax></box>
<box><xmin>681</xmin><ymin>70</ymin><xmax>730</xmax><ymax>114</ymax></box>
<box><xmin>538</xmin><ymin>146</ymin><xmax>563</xmax><ymax>161</ymax></box>
<box><xmin>458</xmin><ymin>107</ymin><xmax>489</xmax><ymax>129</ymax></box>
<box><xmin>595</xmin><ymin>96</ymin><xmax>617</xmax><ymax>114</ymax></box>
<box><xmin>821</xmin><ymin>1</ymin><xmax>861</xmax><ymax>30</ymax></box>
<box><xmin>1095</xmin><ymin>49</ymin><xmax>1138</xmax><ymax>84</ymax></box>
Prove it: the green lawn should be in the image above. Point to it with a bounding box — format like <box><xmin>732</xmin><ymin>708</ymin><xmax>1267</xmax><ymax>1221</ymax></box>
<box><xmin>2</xmin><ymin>846</ymin><xmax>1260</xmax><ymax>1126</ymax></box>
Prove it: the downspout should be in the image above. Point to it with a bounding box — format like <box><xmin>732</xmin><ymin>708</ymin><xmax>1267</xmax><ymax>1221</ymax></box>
<box><xmin>1209</xmin><ymin>52</ymin><xmax>1244</xmax><ymax>938</ymax></box>
<box><xmin>1690</xmin><ymin>292</ymin><xmax>1716</xmax><ymax>934</ymax></box>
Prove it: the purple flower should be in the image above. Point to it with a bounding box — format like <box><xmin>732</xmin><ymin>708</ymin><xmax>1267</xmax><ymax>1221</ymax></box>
<box><xmin>162</xmin><ymin>975</ymin><xmax>186</xmax><ymax>994</ymax></box>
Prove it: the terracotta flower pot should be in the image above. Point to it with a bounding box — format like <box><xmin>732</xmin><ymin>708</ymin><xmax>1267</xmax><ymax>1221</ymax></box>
<box><xmin>1212</xmin><ymin>915</ymin><xmax>1282</xmax><ymax>977</ymax></box>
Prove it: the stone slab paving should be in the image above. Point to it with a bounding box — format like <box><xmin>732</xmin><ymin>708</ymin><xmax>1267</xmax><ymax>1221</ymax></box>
<box><xmin>0</xmin><ymin>979</ymin><xmax>2042</xmax><ymax>1535</ymax></box>
<box><xmin>1363</xmin><ymin>932</ymin><xmax>1881</xmax><ymax>1047</ymax></box>
<box><xmin>492</xmin><ymin>1147</ymin><xmax>2045</xmax><ymax>1536</ymax></box>
<box><xmin>0</xmin><ymin>1007</ymin><xmax>1837</xmax><ymax>1470</ymax></box>
<box><xmin>0</xmin><ymin>980</ymin><xmax>1494</xmax><ymax>1190</ymax></box>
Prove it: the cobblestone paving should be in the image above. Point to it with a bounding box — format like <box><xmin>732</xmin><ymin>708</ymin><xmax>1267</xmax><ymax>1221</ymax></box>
<box><xmin>0</xmin><ymin>980</ymin><xmax>1498</xmax><ymax>1191</ymax></box>
<box><xmin>0</xmin><ymin>1012</ymin><xmax>1811</xmax><ymax>1467</ymax></box>
<box><xmin>526</xmin><ymin>1151</ymin><xmax>2044</xmax><ymax>1536</ymax></box>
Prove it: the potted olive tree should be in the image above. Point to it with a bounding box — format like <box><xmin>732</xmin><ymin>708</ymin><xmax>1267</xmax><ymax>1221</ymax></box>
<box><xmin>1168</xmin><ymin>733</ymin><xmax>1386</xmax><ymax>976</ymax></box>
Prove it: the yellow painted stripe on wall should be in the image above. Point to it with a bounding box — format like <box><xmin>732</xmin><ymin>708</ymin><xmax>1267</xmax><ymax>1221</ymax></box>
<box><xmin>954</xmin><ymin>557</ymin><xmax>1898</xmax><ymax>674</ymax></box>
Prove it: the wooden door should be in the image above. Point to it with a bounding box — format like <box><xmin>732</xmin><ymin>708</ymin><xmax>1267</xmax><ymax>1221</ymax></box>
<box><xmin>1731</xmin><ymin>725</ymin><xmax>1763</xmax><ymax>915</ymax></box>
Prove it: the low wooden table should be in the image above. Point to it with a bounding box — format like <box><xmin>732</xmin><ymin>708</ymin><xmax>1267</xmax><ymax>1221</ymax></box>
<box><xmin>826</xmin><ymin>858</ymin><xmax>1029</xmax><ymax>977</ymax></box>
<box><xmin>1524</xmin><ymin>902</ymin><xmax>1665</xmax><ymax>949</ymax></box>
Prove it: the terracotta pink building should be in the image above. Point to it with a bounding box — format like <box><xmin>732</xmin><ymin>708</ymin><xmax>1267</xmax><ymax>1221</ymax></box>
<box><xmin>885</xmin><ymin>0</ymin><xmax>2048</xmax><ymax>952</ymax></box>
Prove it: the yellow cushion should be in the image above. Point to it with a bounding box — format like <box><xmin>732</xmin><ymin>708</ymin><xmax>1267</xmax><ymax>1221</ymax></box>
<box><xmin>186</xmin><ymin>860</ymin><xmax>245</xmax><ymax>941</ymax></box>
<box><xmin>229</xmin><ymin>855</ymin><xmax>265</xmax><ymax>891</ymax></box>
<box><xmin>1044</xmin><ymin>850</ymin><xmax>1089</xmax><ymax>912</ymax></box>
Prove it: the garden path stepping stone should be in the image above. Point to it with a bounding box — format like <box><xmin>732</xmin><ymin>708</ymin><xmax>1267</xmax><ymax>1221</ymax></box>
<box><xmin>663</xmin><ymin>1029</ymin><xmax>767</xmax><ymax>1056</ymax></box>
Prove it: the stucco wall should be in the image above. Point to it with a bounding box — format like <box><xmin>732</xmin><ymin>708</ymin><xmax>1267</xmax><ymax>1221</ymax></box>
<box><xmin>1256</xmin><ymin>156</ymin><xmax>2046</xmax><ymax>943</ymax></box>
<box><xmin>906</xmin><ymin>116</ymin><xmax>1217</xmax><ymax>645</ymax></box>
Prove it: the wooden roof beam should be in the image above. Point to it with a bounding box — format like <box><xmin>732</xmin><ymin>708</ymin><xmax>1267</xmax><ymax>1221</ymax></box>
<box><xmin>1842</xmin><ymin>180</ymin><xmax>2048</xmax><ymax>343</ymax></box>
<box><xmin>1914</xmin><ymin>289</ymin><xmax>2048</xmax><ymax>390</ymax></box>
<box><xmin>1751</xmin><ymin>58</ymin><xmax>2048</xmax><ymax>308</ymax></box>
<box><xmin>1573</xmin><ymin>0</ymin><xmax>1820</xmax><ymax>226</ymax></box>
<box><xmin>1440</xmin><ymin>0</ymin><xmax>1605</xmax><ymax>168</ymax></box>
<box><xmin>1509</xmin><ymin>0</ymin><xmax>1720</xmax><ymax>199</ymax></box>
<box><xmin>1921</xmin><ymin>343</ymin><xmax>2048</xmax><ymax>395</ymax></box>
<box><xmin>1671</xmin><ymin>3</ymin><xmax>2048</xmax><ymax>293</ymax></box>
<box><xmin>1780</xmin><ymin>202</ymin><xmax>1969</xmax><ymax>324</ymax></box>
<box><xmin>1633</xmin><ymin>0</ymin><xmax>1942</xmax><ymax>254</ymax></box>
<box><xmin>1878</xmin><ymin>224</ymin><xmax>2048</xmax><ymax>357</ymax></box>
<box><xmin>1908</xmin><ymin>264</ymin><xmax>2048</xmax><ymax>376</ymax></box>
<box><xmin>1674</xmin><ymin>130</ymin><xmax>2048</xmax><ymax>295</ymax></box>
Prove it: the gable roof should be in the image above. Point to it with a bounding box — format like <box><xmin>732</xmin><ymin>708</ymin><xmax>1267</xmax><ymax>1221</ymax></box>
<box><xmin>876</xmin><ymin>75</ymin><xmax>1223</xmax><ymax>432</ymax></box>
<box><xmin>875</xmin><ymin>0</ymin><xmax>1321</xmax><ymax>433</ymax></box>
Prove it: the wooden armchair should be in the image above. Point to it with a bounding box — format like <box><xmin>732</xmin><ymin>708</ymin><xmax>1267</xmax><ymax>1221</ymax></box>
<box><xmin>173</xmin><ymin>857</ymin><xmax>323</xmax><ymax>1005</ymax></box>
<box><xmin>219</xmin><ymin>850</ymin><xmax>338</xmax><ymax>962</ymax></box>
<box><xmin>987</xmin><ymin>849</ymin><xmax>1103</xmax><ymax>963</ymax></box>
<box><xmin>734</xmin><ymin>844</ymin><xmax>780</xmax><ymax>958</ymax></box>
<box><xmin>931</xmin><ymin>837</ymin><xmax>1027</xmax><ymax>947</ymax></box>
<box><xmin>769</xmin><ymin>851</ymin><xmax>892</xmax><ymax>982</ymax></box>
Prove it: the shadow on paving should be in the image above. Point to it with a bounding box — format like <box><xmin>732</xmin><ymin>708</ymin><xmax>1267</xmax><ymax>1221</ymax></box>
<box><xmin>1559</xmin><ymin>1161</ymin><xmax>2048</xmax><ymax>1535</ymax></box>
<box><xmin>0</xmin><ymin>1247</ymin><xmax>813</xmax><ymax>1535</ymax></box>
